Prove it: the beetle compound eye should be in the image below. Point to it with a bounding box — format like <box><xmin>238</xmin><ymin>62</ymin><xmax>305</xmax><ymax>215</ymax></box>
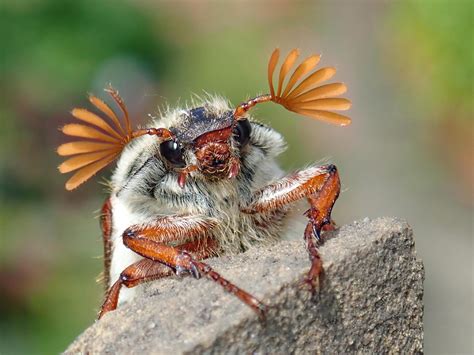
<box><xmin>233</xmin><ymin>119</ymin><xmax>251</xmax><ymax>147</ymax></box>
<box><xmin>159</xmin><ymin>140</ymin><xmax>186</xmax><ymax>168</ymax></box>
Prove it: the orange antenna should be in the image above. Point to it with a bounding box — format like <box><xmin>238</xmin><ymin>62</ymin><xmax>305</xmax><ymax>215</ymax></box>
<box><xmin>57</xmin><ymin>86</ymin><xmax>172</xmax><ymax>191</ymax></box>
<box><xmin>234</xmin><ymin>48</ymin><xmax>351</xmax><ymax>126</ymax></box>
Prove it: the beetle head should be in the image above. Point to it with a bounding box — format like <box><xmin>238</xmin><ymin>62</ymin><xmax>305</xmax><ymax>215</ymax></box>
<box><xmin>159</xmin><ymin>106</ymin><xmax>251</xmax><ymax>187</ymax></box>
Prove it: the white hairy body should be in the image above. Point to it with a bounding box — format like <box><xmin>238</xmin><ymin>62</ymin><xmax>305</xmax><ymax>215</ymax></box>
<box><xmin>107</xmin><ymin>98</ymin><xmax>305</xmax><ymax>304</ymax></box>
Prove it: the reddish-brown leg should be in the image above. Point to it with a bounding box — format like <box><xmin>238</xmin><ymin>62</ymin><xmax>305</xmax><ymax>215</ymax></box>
<box><xmin>99</xmin><ymin>215</ymin><xmax>265</xmax><ymax>319</ymax></box>
<box><xmin>99</xmin><ymin>215</ymin><xmax>217</xmax><ymax>318</ymax></box>
<box><xmin>99</xmin><ymin>259</ymin><xmax>171</xmax><ymax>318</ymax></box>
<box><xmin>242</xmin><ymin>164</ymin><xmax>341</xmax><ymax>290</ymax></box>
<box><xmin>99</xmin><ymin>198</ymin><xmax>113</xmax><ymax>289</ymax></box>
<box><xmin>321</xmin><ymin>220</ymin><xmax>337</xmax><ymax>232</ymax></box>
<box><xmin>99</xmin><ymin>237</ymin><xmax>216</xmax><ymax>319</ymax></box>
<box><xmin>123</xmin><ymin>232</ymin><xmax>266</xmax><ymax>317</ymax></box>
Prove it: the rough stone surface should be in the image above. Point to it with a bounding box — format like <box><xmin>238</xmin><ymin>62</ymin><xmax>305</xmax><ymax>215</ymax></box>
<box><xmin>65</xmin><ymin>217</ymin><xmax>424</xmax><ymax>354</ymax></box>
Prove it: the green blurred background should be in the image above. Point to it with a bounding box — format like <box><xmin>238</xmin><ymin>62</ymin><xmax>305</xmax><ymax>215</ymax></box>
<box><xmin>1</xmin><ymin>0</ymin><xmax>472</xmax><ymax>353</ymax></box>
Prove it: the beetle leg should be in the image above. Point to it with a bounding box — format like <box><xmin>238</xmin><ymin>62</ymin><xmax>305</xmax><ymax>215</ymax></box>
<box><xmin>99</xmin><ymin>215</ymin><xmax>265</xmax><ymax>319</ymax></box>
<box><xmin>99</xmin><ymin>237</ymin><xmax>216</xmax><ymax>318</ymax></box>
<box><xmin>99</xmin><ymin>259</ymin><xmax>171</xmax><ymax>318</ymax></box>
<box><xmin>242</xmin><ymin>164</ymin><xmax>340</xmax><ymax>291</ymax></box>
<box><xmin>123</xmin><ymin>232</ymin><xmax>266</xmax><ymax>318</ymax></box>
<box><xmin>99</xmin><ymin>198</ymin><xmax>113</xmax><ymax>289</ymax></box>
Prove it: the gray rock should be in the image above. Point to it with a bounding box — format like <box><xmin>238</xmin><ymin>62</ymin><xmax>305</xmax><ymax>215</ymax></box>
<box><xmin>65</xmin><ymin>217</ymin><xmax>424</xmax><ymax>354</ymax></box>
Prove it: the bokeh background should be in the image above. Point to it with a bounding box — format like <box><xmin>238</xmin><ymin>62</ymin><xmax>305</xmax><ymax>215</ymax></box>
<box><xmin>1</xmin><ymin>0</ymin><xmax>472</xmax><ymax>353</ymax></box>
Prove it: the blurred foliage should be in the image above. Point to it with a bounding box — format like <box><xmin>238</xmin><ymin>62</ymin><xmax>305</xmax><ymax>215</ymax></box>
<box><xmin>386</xmin><ymin>0</ymin><xmax>473</xmax><ymax>122</ymax></box>
<box><xmin>0</xmin><ymin>0</ymin><xmax>172</xmax><ymax>204</ymax></box>
<box><xmin>385</xmin><ymin>0</ymin><xmax>473</xmax><ymax>200</ymax></box>
<box><xmin>0</xmin><ymin>202</ymin><xmax>101</xmax><ymax>354</ymax></box>
<box><xmin>1</xmin><ymin>0</ymin><xmax>170</xmax><ymax>108</ymax></box>
<box><xmin>1</xmin><ymin>1</ymin><xmax>472</xmax><ymax>354</ymax></box>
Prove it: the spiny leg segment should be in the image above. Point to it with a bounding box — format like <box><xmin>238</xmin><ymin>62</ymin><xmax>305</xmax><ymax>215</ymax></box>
<box><xmin>99</xmin><ymin>198</ymin><xmax>113</xmax><ymax>290</ymax></box>
<box><xmin>99</xmin><ymin>258</ymin><xmax>172</xmax><ymax>318</ymax></box>
<box><xmin>242</xmin><ymin>164</ymin><xmax>341</xmax><ymax>290</ymax></box>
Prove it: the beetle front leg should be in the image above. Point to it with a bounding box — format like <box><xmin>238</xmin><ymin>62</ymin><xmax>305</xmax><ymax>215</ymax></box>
<box><xmin>99</xmin><ymin>215</ymin><xmax>218</xmax><ymax>318</ymax></box>
<box><xmin>99</xmin><ymin>236</ymin><xmax>217</xmax><ymax>318</ymax></box>
<box><xmin>242</xmin><ymin>164</ymin><xmax>341</xmax><ymax>290</ymax></box>
<box><xmin>124</xmin><ymin>233</ymin><xmax>266</xmax><ymax>317</ymax></box>
<box><xmin>100</xmin><ymin>215</ymin><xmax>265</xmax><ymax>319</ymax></box>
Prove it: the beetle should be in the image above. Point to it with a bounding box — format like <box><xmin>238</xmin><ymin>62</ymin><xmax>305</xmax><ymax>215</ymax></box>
<box><xmin>57</xmin><ymin>48</ymin><xmax>351</xmax><ymax>318</ymax></box>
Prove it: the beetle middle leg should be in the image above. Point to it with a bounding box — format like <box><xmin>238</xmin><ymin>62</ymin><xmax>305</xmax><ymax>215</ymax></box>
<box><xmin>242</xmin><ymin>164</ymin><xmax>341</xmax><ymax>290</ymax></box>
<box><xmin>100</xmin><ymin>259</ymin><xmax>171</xmax><ymax>318</ymax></box>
